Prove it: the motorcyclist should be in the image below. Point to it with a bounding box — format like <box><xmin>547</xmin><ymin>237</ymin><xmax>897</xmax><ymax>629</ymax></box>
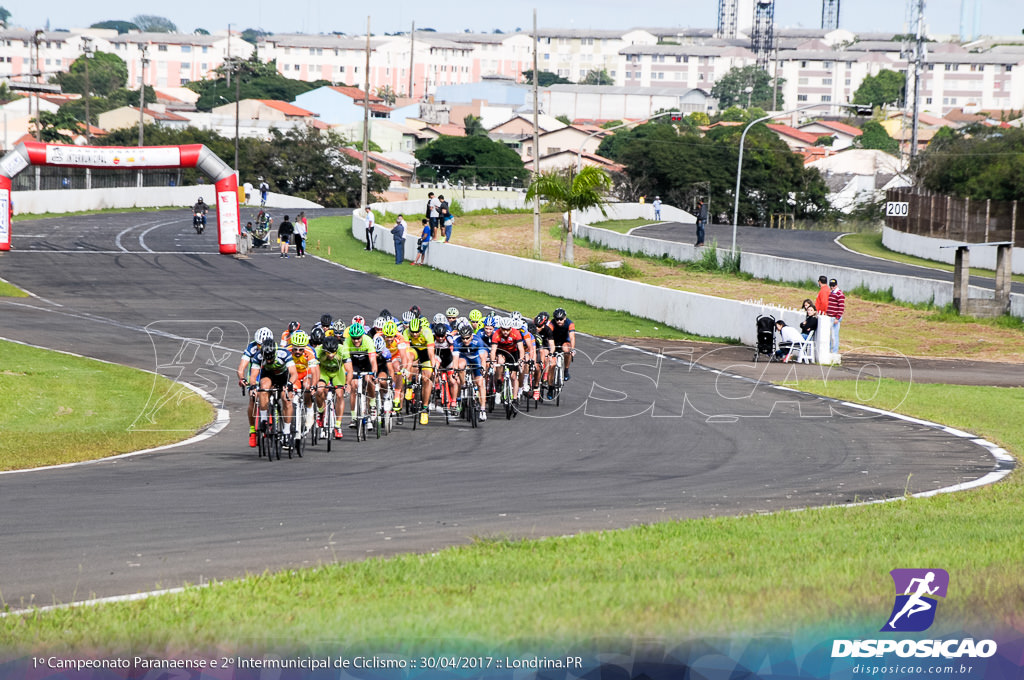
<box><xmin>193</xmin><ymin>197</ymin><xmax>208</xmax><ymax>229</ymax></box>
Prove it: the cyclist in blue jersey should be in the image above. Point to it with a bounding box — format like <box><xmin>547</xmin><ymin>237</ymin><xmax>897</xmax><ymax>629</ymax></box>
<box><xmin>248</xmin><ymin>338</ymin><xmax>299</xmax><ymax>442</ymax></box>
<box><xmin>452</xmin><ymin>322</ymin><xmax>489</xmax><ymax>421</ymax></box>
<box><xmin>237</xmin><ymin>326</ymin><xmax>274</xmax><ymax>447</ymax></box>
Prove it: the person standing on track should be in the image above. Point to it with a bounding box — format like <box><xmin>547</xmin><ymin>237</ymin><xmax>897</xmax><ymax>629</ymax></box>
<box><xmin>278</xmin><ymin>214</ymin><xmax>294</xmax><ymax>259</ymax></box>
<box><xmin>294</xmin><ymin>211</ymin><xmax>308</xmax><ymax>258</ymax></box>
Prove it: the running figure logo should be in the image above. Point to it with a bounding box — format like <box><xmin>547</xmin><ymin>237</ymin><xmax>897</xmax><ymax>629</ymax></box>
<box><xmin>881</xmin><ymin>569</ymin><xmax>949</xmax><ymax>632</ymax></box>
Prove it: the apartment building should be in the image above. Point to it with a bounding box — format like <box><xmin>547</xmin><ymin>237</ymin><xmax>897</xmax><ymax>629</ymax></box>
<box><xmin>620</xmin><ymin>44</ymin><xmax>754</xmax><ymax>90</ymax></box>
<box><xmin>536</xmin><ymin>29</ymin><xmax>657</xmax><ymax>82</ymax></box>
<box><xmin>105</xmin><ymin>32</ymin><xmax>253</xmax><ymax>88</ymax></box>
<box><xmin>0</xmin><ymin>28</ymin><xmax>90</xmax><ymax>83</ymax></box>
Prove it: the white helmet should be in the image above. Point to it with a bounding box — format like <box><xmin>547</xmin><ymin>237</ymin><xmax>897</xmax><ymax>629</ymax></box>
<box><xmin>254</xmin><ymin>326</ymin><xmax>273</xmax><ymax>344</ymax></box>
<box><xmin>433</xmin><ymin>313</ymin><xmax>447</xmax><ymax>325</ymax></box>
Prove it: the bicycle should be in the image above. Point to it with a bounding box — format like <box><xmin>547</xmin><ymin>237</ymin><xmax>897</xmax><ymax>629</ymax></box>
<box><xmin>499</xmin><ymin>361</ymin><xmax>519</xmax><ymax>420</ymax></box>
<box><xmin>252</xmin><ymin>386</ymin><xmax>284</xmax><ymax>461</ymax></box>
<box><xmin>455</xmin><ymin>367</ymin><xmax>483</xmax><ymax>428</ymax></box>
<box><xmin>545</xmin><ymin>351</ymin><xmax>565</xmax><ymax>406</ymax></box>
<box><xmin>288</xmin><ymin>387</ymin><xmax>308</xmax><ymax>459</ymax></box>
<box><xmin>351</xmin><ymin>372</ymin><xmax>375</xmax><ymax>442</ymax></box>
<box><xmin>404</xmin><ymin>371</ymin><xmax>427</xmax><ymax>430</ymax></box>
<box><xmin>377</xmin><ymin>376</ymin><xmax>396</xmax><ymax>436</ymax></box>
<box><xmin>432</xmin><ymin>367</ymin><xmax>457</xmax><ymax>426</ymax></box>
<box><xmin>520</xmin><ymin>359</ymin><xmax>536</xmax><ymax>413</ymax></box>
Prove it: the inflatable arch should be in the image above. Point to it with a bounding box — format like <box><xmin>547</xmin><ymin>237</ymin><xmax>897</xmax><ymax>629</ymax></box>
<box><xmin>0</xmin><ymin>142</ymin><xmax>240</xmax><ymax>254</ymax></box>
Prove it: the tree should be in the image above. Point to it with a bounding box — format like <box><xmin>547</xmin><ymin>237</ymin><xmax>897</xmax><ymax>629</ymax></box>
<box><xmin>580</xmin><ymin>69</ymin><xmax>614</xmax><ymax>85</ymax></box>
<box><xmin>711</xmin><ymin>65</ymin><xmax>780</xmax><ymax>110</ymax></box>
<box><xmin>855</xmin><ymin>120</ymin><xmax>900</xmax><ymax>155</ymax></box>
<box><xmin>194</xmin><ymin>28</ymin><xmax>210</xmax><ymax>35</ymax></box>
<box><xmin>188</xmin><ymin>56</ymin><xmax>325</xmax><ymax>111</ymax></box>
<box><xmin>132</xmin><ymin>15</ymin><xmax>177</xmax><ymax>32</ymax></box>
<box><xmin>555</xmin><ymin>114</ymin><xmax>572</xmax><ymax>126</ymax></box>
<box><xmin>0</xmin><ymin>82</ymin><xmax>23</xmax><ymax>104</ymax></box>
<box><xmin>852</xmin><ymin>69</ymin><xmax>904</xmax><ymax>109</ymax></box>
<box><xmin>463</xmin><ymin>114</ymin><xmax>487</xmax><ymax>137</ymax></box>
<box><xmin>51</xmin><ymin>51</ymin><xmax>128</xmax><ymax>97</ymax></box>
<box><xmin>912</xmin><ymin>124</ymin><xmax>1024</xmax><ymax>201</ymax></box>
<box><xmin>521</xmin><ymin>70</ymin><xmax>571</xmax><ymax>86</ymax></box>
<box><xmin>90</xmin><ymin>20</ymin><xmax>139</xmax><ymax>33</ymax></box>
<box><xmin>375</xmin><ymin>85</ymin><xmax>397</xmax><ymax>106</ymax></box>
<box><xmin>414</xmin><ymin>135</ymin><xmax>525</xmax><ymax>185</ymax></box>
<box><xmin>0</xmin><ymin>6</ymin><xmax>10</xmax><ymax>28</ymax></box>
<box><xmin>33</xmin><ymin>110</ymin><xmax>84</xmax><ymax>143</ymax></box>
<box><xmin>526</xmin><ymin>166</ymin><xmax>612</xmax><ymax>265</ymax></box>
<box><xmin>241</xmin><ymin>28</ymin><xmax>269</xmax><ymax>45</ymax></box>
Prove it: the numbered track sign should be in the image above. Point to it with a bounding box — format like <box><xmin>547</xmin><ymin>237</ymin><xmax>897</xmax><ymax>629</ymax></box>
<box><xmin>886</xmin><ymin>201</ymin><xmax>909</xmax><ymax>217</ymax></box>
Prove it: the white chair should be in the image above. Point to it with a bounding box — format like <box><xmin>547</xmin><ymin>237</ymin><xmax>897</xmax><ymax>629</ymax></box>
<box><xmin>786</xmin><ymin>330</ymin><xmax>816</xmax><ymax>364</ymax></box>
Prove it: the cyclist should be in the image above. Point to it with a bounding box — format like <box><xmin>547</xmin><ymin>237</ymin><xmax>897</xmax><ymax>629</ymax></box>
<box><xmin>314</xmin><ymin>335</ymin><xmax>346</xmax><ymax>440</ymax></box>
<box><xmin>452</xmin><ymin>322</ymin><xmax>488</xmax><ymax>421</ymax></box>
<box><xmin>318</xmin><ymin>314</ymin><xmax>333</xmax><ymax>335</ymax></box>
<box><xmin>287</xmin><ymin>330</ymin><xmax>319</xmax><ymax>435</ymax></box>
<box><xmin>489</xmin><ymin>317</ymin><xmax>525</xmax><ymax>403</ymax></box>
<box><xmin>402</xmin><ymin>316</ymin><xmax>436</xmax><ymax>425</ymax></box>
<box><xmin>550</xmin><ymin>307</ymin><xmax>577</xmax><ymax>380</ymax></box>
<box><xmin>372</xmin><ymin>334</ymin><xmax>398</xmax><ymax>417</ymax></box>
<box><xmin>519</xmin><ymin>319</ymin><xmax>539</xmax><ymax>399</ymax></box>
<box><xmin>331</xmin><ymin>319</ymin><xmax>347</xmax><ymax>338</ymax></box>
<box><xmin>468</xmin><ymin>309</ymin><xmax>484</xmax><ymax>333</ymax></box>
<box><xmin>380</xmin><ymin>319</ymin><xmax>409</xmax><ymax>414</ymax></box>
<box><xmin>248</xmin><ymin>338</ymin><xmax>298</xmax><ymax>444</ymax></box>
<box><xmin>431</xmin><ymin>322</ymin><xmax>459</xmax><ymax>410</ymax></box>
<box><xmin>342</xmin><ymin>322</ymin><xmax>379</xmax><ymax>429</ymax></box>
<box><xmin>281</xmin><ymin>320</ymin><xmax>301</xmax><ymax>347</ymax></box>
<box><xmin>237</xmin><ymin>326</ymin><xmax>274</xmax><ymax>447</ymax></box>
<box><xmin>445</xmin><ymin>306</ymin><xmax>460</xmax><ymax>329</ymax></box>
<box><xmin>432</xmin><ymin>312</ymin><xmax>451</xmax><ymax>333</ymax></box>
<box><xmin>309</xmin><ymin>324</ymin><xmax>326</xmax><ymax>349</ymax></box>
<box><xmin>534</xmin><ymin>311</ymin><xmax>554</xmax><ymax>387</ymax></box>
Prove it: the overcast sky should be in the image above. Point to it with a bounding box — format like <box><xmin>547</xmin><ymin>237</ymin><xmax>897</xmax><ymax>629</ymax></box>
<box><xmin>6</xmin><ymin>0</ymin><xmax>1024</xmax><ymax>40</ymax></box>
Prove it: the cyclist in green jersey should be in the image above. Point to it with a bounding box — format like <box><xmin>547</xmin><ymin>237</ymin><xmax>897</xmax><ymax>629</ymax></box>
<box><xmin>314</xmin><ymin>335</ymin><xmax>347</xmax><ymax>440</ymax></box>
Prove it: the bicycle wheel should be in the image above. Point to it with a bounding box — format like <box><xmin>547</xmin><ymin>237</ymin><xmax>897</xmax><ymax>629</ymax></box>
<box><xmin>258</xmin><ymin>418</ymin><xmax>270</xmax><ymax>460</ymax></box>
<box><xmin>325</xmin><ymin>399</ymin><xmax>335</xmax><ymax>452</ymax></box>
<box><xmin>374</xmin><ymin>394</ymin><xmax>382</xmax><ymax>440</ymax></box>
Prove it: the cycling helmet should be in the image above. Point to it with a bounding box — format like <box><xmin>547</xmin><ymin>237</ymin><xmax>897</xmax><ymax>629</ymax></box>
<box><xmin>484</xmin><ymin>314</ymin><xmax>496</xmax><ymax>327</ymax></box>
<box><xmin>553</xmin><ymin>307</ymin><xmax>567</xmax><ymax>320</ymax></box>
<box><xmin>409</xmin><ymin>305</ymin><xmax>422</xmax><ymax>318</ymax></box>
<box><xmin>309</xmin><ymin>326</ymin><xmax>325</xmax><ymax>345</ymax></box>
<box><xmin>510</xmin><ymin>311</ymin><xmax>522</xmax><ymax>326</ymax></box>
<box><xmin>526</xmin><ymin>321</ymin><xmax>537</xmax><ymax>335</ymax></box>
<box><xmin>446</xmin><ymin>306</ymin><xmax>459</xmax><ymax>318</ymax></box>
<box><xmin>431</xmin><ymin>322</ymin><xmax>447</xmax><ymax>338</ymax></box>
<box><xmin>401</xmin><ymin>310</ymin><xmax>414</xmax><ymax>323</ymax></box>
<box><xmin>254</xmin><ymin>326</ymin><xmax>273</xmax><ymax>344</ymax></box>
<box><xmin>379</xmin><ymin>309</ymin><xmax>392</xmax><ymax>320</ymax></box>
<box><xmin>372</xmin><ymin>316</ymin><xmax>386</xmax><ymax>330</ymax></box>
<box><xmin>499</xmin><ymin>317</ymin><xmax>512</xmax><ymax>330</ymax></box>
<box><xmin>348</xmin><ymin>322</ymin><xmax>365</xmax><ymax>339</ymax></box>
<box><xmin>433</xmin><ymin>313</ymin><xmax>447</xmax><ymax>325</ymax></box>
<box><xmin>382</xmin><ymin>320</ymin><xmax>399</xmax><ymax>337</ymax></box>
<box><xmin>290</xmin><ymin>330</ymin><xmax>309</xmax><ymax>347</ymax></box>
<box><xmin>468</xmin><ymin>309</ymin><xmax>483</xmax><ymax>323</ymax></box>
<box><xmin>322</xmin><ymin>336</ymin><xmax>340</xmax><ymax>353</ymax></box>
<box><xmin>331</xmin><ymin>320</ymin><xmax>347</xmax><ymax>335</ymax></box>
<box><xmin>458</xmin><ymin>323</ymin><xmax>474</xmax><ymax>339</ymax></box>
<box><xmin>287</xmin><ymin>320</ymin><xmax>301</xmax><ymax>333</ymax></box>
<box><xmin>320</xmin><ymin>313</ymin><xmax>333</xmax><ymax>328</ymax></box>
<box><xmin>351</xmin><ymin>315</ymin><xmax>365</xmax><ymax>327</ymax></box>
<box><xmin>535</xmin><ymin>311</ymin><xmax>550</xmax><ymax>326</ymax></box>
<box><xmin>373</xmin><ymin>335</ymin><xmax>387</xmax><ymax>353</ymax></box>
<box><xmin>408</xmin><ymin>317</ymin><xmax>425</xmax><ymax>333</ymax></box>
<box><xmin>261</xmin><ymin>340</ymin><xmax>278</xmax><ymax>363</ymax></box>
<box><xmin>456</xmin><ymin>316</ymin><xmax>469</xmax><ymax>328</ymax></box>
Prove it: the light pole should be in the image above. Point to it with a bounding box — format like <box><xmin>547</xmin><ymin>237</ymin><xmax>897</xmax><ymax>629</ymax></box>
<box><xmin>32</xmin><ymin>29</ymin><xmax>44</xmax><ymax>142</ymax></box>
<box><xmin>137</xmin><ymin>43</ymin><xmax>149</xmax><ymax>188</ymax></box>
<box><xmin>730</xmin><ymin>103</ymin><xmax>822</xmax><ymax>255</ymax></box>
<box><xmin>81</xmin><ymin>36</ymin><xmax>93</xmax><ymax>144</ymax></box>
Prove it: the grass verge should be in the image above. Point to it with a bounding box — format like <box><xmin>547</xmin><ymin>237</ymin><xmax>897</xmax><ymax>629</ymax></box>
<box><xmin>308</xmin><ymin>216</ymin><xmax>735</xmax><ymax>344</ymax></box>
<box><xmin>0</xmin><ymin>278</ymin><xmax>29</xmax><ymax>297</ymax></box>
<box><xmin>13</xmin><ymin>206</ymin><xmax>183</xmax><ymax>220</ymax></box>
<box><xmin>0</xmin><ymin>379</ymin><xmax>1018</xmax><ymax>651</ymax></box>
<box><xmin>0</xmin><ymin>340</ymin><xmax>215</xmax><ymax>471</ymax></box>
<box><xmin>590</xmin><ymin>218</ymin><xmax>652</xmax><ymax>233</ymax></box>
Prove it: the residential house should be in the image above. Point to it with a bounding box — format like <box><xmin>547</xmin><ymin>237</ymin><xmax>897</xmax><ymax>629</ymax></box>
<box><xmin>210</xmin><ymin>99</ymin><xmax>319</xmax><ymax>123</ymax></box>
<box><xmin>765</xmin><ymin>123</ymin><xmax>829</xmax><ymax>151</ymax></box>
<box><xmin>539</xmin><ymin>84</ymin><xmax>716</xmax><ymax>120</ymax></box>
<box><xmin>797</xmin><ymin>119</ymin><xmax>863</xmax><ymax>150</ymax></box>
<box><xmin>524</xmin><ymin>149</ymin><xmax>624</xmax><ymax>174</ymax></box>
<box><xmin>292</xmin><ymin>86</ymin><xmax>390</xmax><ymax>126</ymax></box>
<box><xmin>487</xmin><ymin>113</ymin><xmax>566</xmax><ymax>151</ymax></box>
<box><xmin>97</xmin><ymin>105</ymin><xmax>190</xmax><ymax>132</ymax></box>
<box><xmin>520</xmin><ymin>125</ymin><xmax>608</xmax><ymax>163</ymax></box>
<box><xmin>806</xmin><ymin>148</ymin><xmax>909</xmax><ymax>212</ymax></box>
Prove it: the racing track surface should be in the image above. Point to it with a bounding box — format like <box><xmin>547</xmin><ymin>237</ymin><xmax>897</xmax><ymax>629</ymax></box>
<box><xmin>0</xmin><ymin>209</ymin><xmax>1000</xmax><ymax>609</ymax></box>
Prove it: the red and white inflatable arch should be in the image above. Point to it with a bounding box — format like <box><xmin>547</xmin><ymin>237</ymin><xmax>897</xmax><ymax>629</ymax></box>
<box><xmin>0</xmin><ymin>142</ymin><xmax>240</xmax><ymax>254</ymax></box>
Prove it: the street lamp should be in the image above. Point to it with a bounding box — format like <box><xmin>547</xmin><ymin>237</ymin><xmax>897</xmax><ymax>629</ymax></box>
<box><xmin>80</xmin><ymin>36</ymin><xmax>93</xmax><ymax>144</ymax></box>
<box><xmin>32</xmin><ymin>29</ymin><xmax>44</xmax><ymax>142</ymax></box>
<box><xmin>730</xmin><ymin>102</ymin><xmax>824</xmax><ymax>255</ymax></box>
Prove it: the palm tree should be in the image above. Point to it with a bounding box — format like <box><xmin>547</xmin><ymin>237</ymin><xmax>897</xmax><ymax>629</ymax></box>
<box><xmin>526</xmin><ymin>165</ymin><xmax>612</xmax><ymax>265</ymax></box>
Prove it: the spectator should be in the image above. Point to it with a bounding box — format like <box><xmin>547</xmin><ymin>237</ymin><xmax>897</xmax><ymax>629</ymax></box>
<box><xmin>695</xmin><ymin>200</ymin><xmax>708</xmax><ymax>247</ymax></box>
<box><xmin>815</xmin><ymin>275</ymin><xmax>830</xmax><ymax>318</ymax></box>
<box><xmin>774</xmin><ymin>320</ymin><xmax>803</xmax><ymax>361</ymax></box>
<box><xmin>412</xmin><ymin>217</ymin><xmax>431</xmax><ymax>266</ymax></box>
<box><xmin>652</xmin><ymin>195</ymin><xmax>662</xmax><ymax>221</ymax></box>
<box><xmin>799</xmin><ymin>300</ymin><xmax>818</xmax><ymax>339</ymax></box>
<box><xmin>442</xmin><ymin>207</ymin><xmax>455</xmax><ymax>243</ymax></box>
<box><xmin>827</xmin><ymin>278</ymin><xmax>845</xmax><ymax>354</ymax></box>
<box><xmin>258</xmin><ymin>177</ymin><xmax>269</xmax><ymax>205</ymax></box>
<box><xmin>243</xmin><ymin>182</ymin><xmax>253</xmax><ymax>204</ymax></box>
<box><xmin>364</xmin><ymin>207</ymin><xmax>376</xmax><ymax>251</ymax></box>
<box><xmin>391</xmin><ymin>216</ymin><xmax>407</xmax><ymax>264</ymax></box>
<box><xmin>278</xmin><ymin>214</ymin><xmax>294</xmax><ymax>259</ymax></box>
<box><xmin>436</xmin><ymin>194</ymin><xmax>449</xmax><ymax>239</ymax></box>
<box><xmin>426</xmin><ymin>192</ymin><xmax>441</xmax><ymax>238</ymax></box>
<box><xmin>294</xmin><ymin>211</ymin><xmax>308</xmax><ymax>258</ymax></box>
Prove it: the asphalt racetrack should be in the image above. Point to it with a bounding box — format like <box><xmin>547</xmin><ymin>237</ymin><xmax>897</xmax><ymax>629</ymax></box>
<box><xmin>0</xmin><ymin>210</ymin><xmax>1000</xmax><ymax>609</ymax></box>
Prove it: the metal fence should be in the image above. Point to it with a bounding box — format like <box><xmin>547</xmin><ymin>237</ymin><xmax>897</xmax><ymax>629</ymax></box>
<box><xmin>885</xmin><ymin>186</ymin><xmax>1019</xmax><ymax>246</ymax></box>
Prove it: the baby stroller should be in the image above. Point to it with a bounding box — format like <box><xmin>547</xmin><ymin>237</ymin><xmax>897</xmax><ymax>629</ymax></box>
<box><xmin>752</xmin><ymin>314</ymin><xmax>776</xmax><ymax>362</ymax></box>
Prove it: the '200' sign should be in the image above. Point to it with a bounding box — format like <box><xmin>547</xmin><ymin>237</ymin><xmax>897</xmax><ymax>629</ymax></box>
<box><xmin>885</xmin><ymin>201</ymin><xmax>909</xmax><ymax>217</ymax></box>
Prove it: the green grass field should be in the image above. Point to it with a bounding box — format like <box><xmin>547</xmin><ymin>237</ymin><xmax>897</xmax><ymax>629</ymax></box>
<box><xmin>0</xmin><ymin>340</ymin><xmax>214</xmax><ymax>470</ymax></box>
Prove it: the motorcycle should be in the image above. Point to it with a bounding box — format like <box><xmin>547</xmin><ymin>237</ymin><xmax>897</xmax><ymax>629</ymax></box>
<box><xmin>193</xmin><ymin>211</ymin><xmax>206</xmax><ymax>234</ymax></box>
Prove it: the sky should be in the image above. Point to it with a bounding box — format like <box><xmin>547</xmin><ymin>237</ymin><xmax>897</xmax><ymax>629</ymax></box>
<box><xmin>6</xmin><ymin>0</ymin><xmax>1024</xmax><ymax>40</ymax></box>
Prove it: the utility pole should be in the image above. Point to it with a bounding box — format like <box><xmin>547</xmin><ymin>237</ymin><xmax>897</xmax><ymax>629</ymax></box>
<box><xmin>138</xmin><ymin>43</ymin><xmax>148</xmax><ymax>188</ymax></box>
<box><xmin>909</xmin><ymin>0</ymin><xmax>925</xmax><ymax>159</ymax></box>
<box><xmin>32</xmin><ymin>30</ymin><xmax>44</xmax><ymax>142</ymax></box>
<box><xmin>234</xmin><ymin>57</ymin><xmax>240</xmax><ymax>173</ymax></box>
<box><xmin>81</xmin><ymin>35</ymin><xmax>93</xmax><ymax>144</ymax></box>
<box><xmin>409</xmin><ymin>21</ymin><xmax>415</xmax><ymax>99</ymax></box>
<box><xmin>360</xmin><ymin>17</ymin><xmax>370</xmax><ymax>209</ymax></box>
<box><xmin>532</xmin><ymin>8</ymin><xmax>541</xmax><ymax>258</ymax></box>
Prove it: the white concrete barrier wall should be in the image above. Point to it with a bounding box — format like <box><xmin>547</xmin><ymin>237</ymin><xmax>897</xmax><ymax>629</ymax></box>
<box><xmin>367</xmin><ymin>196</ymin><xmax>528</xmax><ymax>216</ymax></box>
<box><xmin>577</xmin><ymin>218</ymin><xmax>1022</xmax><ymax>319</ymax></box>
<box><xmin>354</xmin><ymin>210</ymin><xmax>819</xmax><ymax>353</ymax></box>
<box><xmin>576</xmin><ymin>202</ymin><xmax>693</xmax><ymax>225</ymax></box>
<box><xmin>12</xmin><ymin>186</ymin><xmax>320</xmax><ymax>214</ymax></box>
<box><xmin>883</xmin><ymin>226</ymin><xmax>1024</xmax><ymax>275</ymax></box>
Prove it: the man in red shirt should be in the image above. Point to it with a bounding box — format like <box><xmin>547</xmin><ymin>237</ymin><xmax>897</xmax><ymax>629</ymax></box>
<box><xmin>815</xmin><ymin>275</ymin><xmax>830</xmax><ymax>319</ymax></box>
<box><xmin>826</xmin><ymin>278</ymin><xmax>845</xmax><ymax>354</ymax></box>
